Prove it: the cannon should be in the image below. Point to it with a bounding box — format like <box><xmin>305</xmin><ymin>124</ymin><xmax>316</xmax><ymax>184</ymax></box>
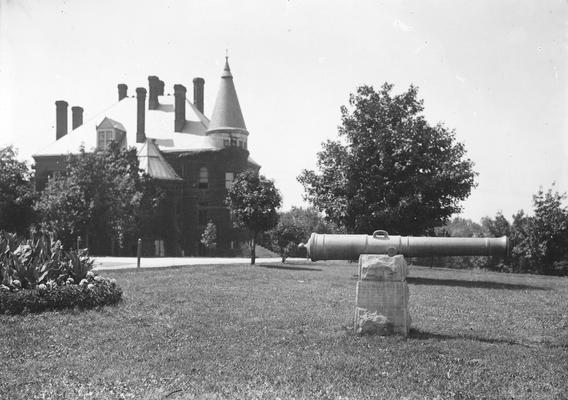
<box><xmin>301</xmin><ymin>230</ymin><xmax>509</xmax><ymax>261</ymax></box>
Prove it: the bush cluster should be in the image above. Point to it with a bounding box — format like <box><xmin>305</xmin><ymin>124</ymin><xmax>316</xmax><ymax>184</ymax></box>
<box><xmin>0</xmin><ymin>273</ymin><xmax>122</xmax><ymax>314</ymax></box>
<box><xmin>0</xmin><ymin>229</ymin><xmax>122</xmax><ymax>314</ymax></box>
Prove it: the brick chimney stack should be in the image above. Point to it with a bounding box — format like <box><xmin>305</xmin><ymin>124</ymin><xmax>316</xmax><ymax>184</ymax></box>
<box><xmin>55</xmin><ymin>100</ymin><xmax>68</xmax><ymax>140</ymax></box>
<box><xmin>193</xmin><ymin>77</ymin><xmax>205</xmax><ymax>114</ymax></box>
<box><xmin>118</xmin><ymin>84</ymin><xmax>128</xmax><ymax>101</ymax></box>
<box><xmin>136</xmin><ymin>87</ymin><xmax>147</xmax><ymax>143</ymax></box>
<box><xmin>71</xmin><ymin>106</ymin><xmax>84</xmax><ymax>130</ymax></box>
<box><xmin>174</xmin><ymin>84</ymin><xmax>186</xmax><ymax>132</ymax></box>
<box><xmin>158</xmin><ymin>79</ymin><xmax>165</xmax><ymax>96</ymax></box>
<box><xmin>148</xmin><ymin>76</ymin><xmax>160</xmax><ymax>110</ymax></box>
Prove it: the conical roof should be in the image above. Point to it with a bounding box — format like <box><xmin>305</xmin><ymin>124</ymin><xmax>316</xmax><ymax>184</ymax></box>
<box><xmin>207</xmin><ymin>58</ymin><xmax>248</xmax><ymax>135</ymax></box>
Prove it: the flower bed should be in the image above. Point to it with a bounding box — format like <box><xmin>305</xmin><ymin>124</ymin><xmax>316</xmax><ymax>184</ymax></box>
<box><xmin>0</xmin><ymin>272</ymin><xmax>122</xmax><ymax>314</ymax></box>
<box><xmin>0</xmin><ymin>230</ymin><xmax>122</xmax><ymax>314</ymax></box>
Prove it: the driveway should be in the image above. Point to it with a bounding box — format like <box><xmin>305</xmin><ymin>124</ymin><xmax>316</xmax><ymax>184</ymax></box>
<box><xmin>93</xmin><ymin>256</ymin><xmax>306</xmax><ymax>271</ymax></box>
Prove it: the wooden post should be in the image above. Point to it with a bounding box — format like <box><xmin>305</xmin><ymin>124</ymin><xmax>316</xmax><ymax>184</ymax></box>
<box><xmin>77</xmin><ymin>236</ymin><xmax>81</xmax><ymax>250</ymax></box>
<box><xmin>137</xmin><ymin>238</ymin><xmax>142</xmax><ymax>269</ymax></box>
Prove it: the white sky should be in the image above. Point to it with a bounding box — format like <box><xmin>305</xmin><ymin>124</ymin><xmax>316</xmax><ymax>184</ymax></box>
<box><xmin>1</xmin><ymin>0</ymin><xmax>566</xmax><ymax>222</ymax></box>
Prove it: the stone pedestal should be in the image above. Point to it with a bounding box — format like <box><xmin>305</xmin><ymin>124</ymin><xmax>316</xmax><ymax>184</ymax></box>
<box><xmin>355</xmin><ymin>254</ymin><xmax>411</xmax><ymax>336</ymax></box>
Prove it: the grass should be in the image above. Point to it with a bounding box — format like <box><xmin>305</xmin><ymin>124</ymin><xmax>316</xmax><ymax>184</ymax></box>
<box><xmin>1</xmin><ymin>261</ymin><xmax>567</xmax><ymax>399</ymax></box>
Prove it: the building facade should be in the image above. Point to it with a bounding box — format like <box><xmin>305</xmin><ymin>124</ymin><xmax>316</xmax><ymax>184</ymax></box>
<box><xmin>33</xmin><ymin>59</ymin><xmax>260</xmax><ymax>256</ymax></box>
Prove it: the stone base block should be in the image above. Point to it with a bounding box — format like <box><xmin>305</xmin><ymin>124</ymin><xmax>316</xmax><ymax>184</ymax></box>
<box><xmin>359</xmin><ymin>254</ymin><xmax>408</xmax><ymax>281</ymax></box>
<box><xmin>355</xmin><ymin>280</ymin><xmax>410</xmax><ymax>336</ymax></box>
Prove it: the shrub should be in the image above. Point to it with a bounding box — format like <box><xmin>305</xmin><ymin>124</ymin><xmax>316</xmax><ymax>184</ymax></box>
<box><xmin>267</xmin><ymin>220</ymin><xmax>306</xmax><ymax>262</ymax></box>
<box><xmin>0</xmin><ymin>228</ymin><xmax>94</xmax><ymax>289</ymax></box>
<box><xmin>0</xmin><ymin>229</ymin><xmax>122</xmax><ymax>314</ymax></box>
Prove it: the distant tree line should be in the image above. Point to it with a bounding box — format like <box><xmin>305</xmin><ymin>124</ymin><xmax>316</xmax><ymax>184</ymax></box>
<box><xmin>424</xmin><ymin>186</ymin><xmax>568</xmax><ymax>275</ymax></box>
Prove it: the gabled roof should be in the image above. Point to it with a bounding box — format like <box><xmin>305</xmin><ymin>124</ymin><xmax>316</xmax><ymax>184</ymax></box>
<box><xmin>137</xmin><ymin>139</ymin><xmax>182</xmax><ymax>181</ymax></box>
<box><xmin>96</xmin><ymin>117</ymin><xmax>126</xmax><ymax>132</ymax></box>
<box><xmin>207</xmin><ymin>58</ymin><xmax>248</xmax><ymax>135</ymax></box>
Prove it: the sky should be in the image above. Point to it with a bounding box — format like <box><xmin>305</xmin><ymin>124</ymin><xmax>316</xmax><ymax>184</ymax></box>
<box><xmin>1</xmin><ymin>0</ymin><xmax>566</xmax><ymax>223</ymax></box>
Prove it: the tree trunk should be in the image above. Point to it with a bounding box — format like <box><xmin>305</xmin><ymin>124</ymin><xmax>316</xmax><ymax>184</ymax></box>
<box><xmin>250</xmin><ymin>234</ymin><xmax>256</xmax><ymax>265</ymax></box>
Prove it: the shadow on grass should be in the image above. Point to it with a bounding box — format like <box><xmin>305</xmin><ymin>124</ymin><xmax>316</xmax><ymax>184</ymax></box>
<box><xmin>100</xmin><ymin>264</ymin><xmax>225</xmax><ymax>273</ymax></box>
<box><xmin>257</xmin><ymin>264</ymin><xmax>323</xmax><ymax>272</ymax></box>
<box><xmin>409</xmin><ymin>328</ymin><xmax>523</xmax><ymax>346</ymax></box>
<box><xmin>407</xmin><ymin>276</ymin><xmax>548</xmax><ymax>291</ymax></box>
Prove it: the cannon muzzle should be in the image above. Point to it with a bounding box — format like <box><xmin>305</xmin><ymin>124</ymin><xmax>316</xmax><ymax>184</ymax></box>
<box><xmin>301</xmin><ymin>230</ymin><xmax>509</xmax><ymax>261</ymax></box>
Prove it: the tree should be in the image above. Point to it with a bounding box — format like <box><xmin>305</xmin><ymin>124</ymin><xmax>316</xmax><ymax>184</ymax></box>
<box><xmin>279</xmin><ymin>206</ymin><xmax>342</xmax><ymax>238</ymax></box>
<box><xmin>200</xmin><ymin>221</ymin><xmax>217</xmax><ymax>254</ymax></box>
<box><xmin>511</xmin><ymin>185</ymin><xmax>568</xmax><ymax>275</ymax></box>
<box><xmin>226</xmin><ymin>170</ymin><xmax>282</xmax><ymax>264</ymax></box>
<box><xmin>298</xmin><ymin>84</ymin><xmax>477</xmax><ymax>235</ymax></box>
<box><xmin>268</xmin><ymin>219</ymin><xmax>306</xmax><ymax>263</ymax></box>
<box><xmin>263</xmin><ymin>207</ymin><xmax>342</xmax><ymax>260</ymax></box>
<box><xmin>35</xmin><ymin>143</ymin><xmax>166</xmax><ymax>255</ymax></box>
<box><xmin>0</xmin><ymin>146</ymin><xmax>35</xmax><ymax>235</ymax></box>
<box><xmin>481</xmin><ymin>211</ymin><xmax>511</xmax><ymax>238</ymax></box>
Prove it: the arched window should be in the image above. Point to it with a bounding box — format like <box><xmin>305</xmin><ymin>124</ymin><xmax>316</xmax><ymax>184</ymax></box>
<box><xmin>198</xmin><ymin>167</ymin><xmax>209</xmax><ymax>189</ymax></box>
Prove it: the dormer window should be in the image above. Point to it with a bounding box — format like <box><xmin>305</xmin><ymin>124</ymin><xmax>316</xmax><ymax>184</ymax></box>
<box><xmin>98</xmin><ymin>129</ymin><xmax>116</xmax><ymax>149</ymax></box>
<box><xmin>96</xmin><ymin>117</ymin><xmax>127</xmax><ymax>150</ymax></box>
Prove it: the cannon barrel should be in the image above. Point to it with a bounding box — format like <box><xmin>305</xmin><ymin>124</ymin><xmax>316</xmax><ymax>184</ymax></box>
<box><xmin>302</xmin><ymin>230</ymin><xmax>509</xmax><ymax>261</ymax></box>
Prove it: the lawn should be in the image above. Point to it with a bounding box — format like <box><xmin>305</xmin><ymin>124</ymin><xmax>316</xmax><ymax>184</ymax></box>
<box><xmin>1</xmin><ymin>261</ymin><xmax>567</xmax><ymax>399</ymax></box>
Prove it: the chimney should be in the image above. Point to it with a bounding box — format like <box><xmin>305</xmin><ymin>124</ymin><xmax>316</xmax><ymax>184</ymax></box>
<box><xmin>193</xmin><ymin>77</ymin><xmax>205</xmax><ymax>114</ymax></box>
<box><xmin>118</xmin><ymin>84</ymin><xmax>128</xmax><ymax>101</ymax></box>
<box><xmin>71</xmin><ymin>106</ymin><xmax>84</xmax><ymax>130</ymax></box>
<box><xmin>148</xmin><ymin>76</ymin><xmax>160</xmax><ymax>110</ymax></box>
<box><xmin>136</xmin><ymin>87</ymin><xmax>147</xmax><ymax>143</ymax></box>
<box><xmin>174</xmin><ymin>84</ymin><xmax>186</xmax><ymax>132</ymax></box>
<box><xmin>158</xmin><ymin>79</ymin><xmax>165</xmax><ymax>96</ymax></box>
<box><xmin>55</xmin><ymin>100</ymin><xmax>68</xmax><ymax>140</ymax></box>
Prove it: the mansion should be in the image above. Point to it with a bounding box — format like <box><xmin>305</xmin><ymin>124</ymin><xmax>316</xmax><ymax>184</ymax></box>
<box><xmin>33</xmin><ymin>59</ymin><xmax>259</xmax><ymax>256</ymax></box>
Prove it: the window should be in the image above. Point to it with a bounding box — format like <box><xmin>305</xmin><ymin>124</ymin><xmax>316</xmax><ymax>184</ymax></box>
<box><xmin>198</xmin><ymin>167</ymin><xmax>208</xmax><ymax>189</ymax></box>
<box><xmin>225</xmin><ymin>172</ymin><xmax>234</xmax><ymax>189</ymax></box>
<box><xmin>223</xmin><ymin>139</ymin><xmax>230</xmax><ymax>147</ymax></box>
<box><xmin>97</xmin><ymin>129</ymin><xmax>115</xmax><ymax>149</ymax></box>
<box><xmin>230</xmin><ymin>137</ymin><xmax>237</xmax><ymax>147</ymax></box>
<box><xmin>154</xmin><ymin>240</ymin><xmax>165</xmax><ymax>256</ymax></box>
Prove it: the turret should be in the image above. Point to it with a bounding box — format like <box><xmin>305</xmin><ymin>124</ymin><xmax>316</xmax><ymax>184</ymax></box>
<box><xmin>207</xmin><ymin>58</ymin><xmax>249</xmax><ymax>149</ymax></box>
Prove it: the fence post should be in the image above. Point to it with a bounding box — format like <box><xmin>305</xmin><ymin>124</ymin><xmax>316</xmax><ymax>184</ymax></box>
<box><xmin>77</xmin><ymin>236</ymin><xmax>81</xmax><ymax>250</ymax></box>
<box><xmin>137</xmin><ymin>238</ymin><xmax>142</xmax><ymax>269</ymax></box>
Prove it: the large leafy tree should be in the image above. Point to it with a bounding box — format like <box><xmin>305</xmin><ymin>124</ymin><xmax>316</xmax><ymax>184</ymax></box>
<box><xmin>35</xmin><ymin>143</ymin><xmax>167</xmax><ymax>255</ymax></box>
<box><xmin>226</xmin><ymin>170</ymin><xmax>282</xmax><ymax>264</ymax></box>
<box><xmin>298</xmin><ymin>84</ymin><xmax>477</xmax><ymax>235</ymax></box>
<box><xmin>0</xmin><ymin>146</ymin><xmax>35</xmax><ymax>235</ymax></box>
